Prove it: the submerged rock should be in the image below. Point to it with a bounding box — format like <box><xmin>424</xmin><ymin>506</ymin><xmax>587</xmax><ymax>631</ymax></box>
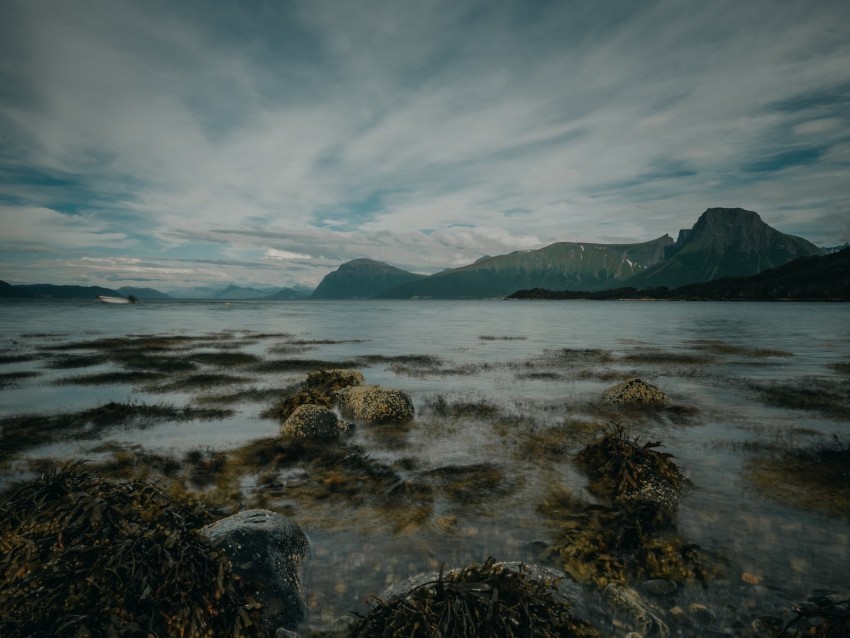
<box><xmin>280</xmin><ymin>403</ymin><xmax>353</xmax><ymax>440</ymax></box>
<box><xmin>200</xmin><ymin>509</ymin><xmax>310</xmax><ymax>634</ymax></box>
<box><xmin>335</xmin><ymin>385</ymin><xmax>415</xmax><ymax>424</ymax></box>
<box><xmin>603</xmin><ymin>378</ymin><xmax>669</xmax><ymax>405</ymax></box>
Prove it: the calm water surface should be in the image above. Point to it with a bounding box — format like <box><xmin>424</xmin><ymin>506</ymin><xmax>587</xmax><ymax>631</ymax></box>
<box><xmin>1</xmin><ymin>299</ymin><xmax>848</xmax><ymax>631</ymax></box>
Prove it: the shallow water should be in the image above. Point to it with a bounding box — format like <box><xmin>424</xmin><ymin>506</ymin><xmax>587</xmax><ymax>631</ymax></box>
<box><xmin>1</xmin><ymin>298</ymin><xmax>848</xmax><ymax>633</ymax></box>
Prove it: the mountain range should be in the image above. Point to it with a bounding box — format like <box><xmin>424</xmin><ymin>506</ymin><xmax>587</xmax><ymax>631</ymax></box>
<box><xmin>0</xmin><ymin>208</ymin><xmax>835</xmax><ymax>301</ymax></box>
<box><xmin>319</xmin><ymin>208</ymin><xmax>823</xmax><ymax>298</ymax></box>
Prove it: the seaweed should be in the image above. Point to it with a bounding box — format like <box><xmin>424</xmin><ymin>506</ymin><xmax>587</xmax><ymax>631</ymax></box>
<box><xmin>746</xmin><ymin>435</ymin><xmax>850</xmax><ymax>520</ymax></box>
<box><xmin>0</xmin><ymin>370</ymin><xmax>41</xmax><ymax>388</ymax></box>
<box><xmin>349</xmin><ymin>557</ymin><xmax>599</xmax><ymax>638</ymax></box>
<box><xmin>0</xmin><ymin>462</ymin><xmax>268</xmax><ymax>637</ymax></box>
<box><xmin>0</xmin><ymin>402</ymin><xmax>233</xmax><ymax>458</ymax></box>
<box><xmin>540</xmin><ymin>426</ymin><xmax>720</xmax><ymax>588</ymax></box>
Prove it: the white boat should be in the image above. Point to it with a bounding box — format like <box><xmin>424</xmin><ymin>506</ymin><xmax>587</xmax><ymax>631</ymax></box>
<box><xmin>97</xmin><ymin>295</ymin><xmax>137</xmax><ymax>304</ymax></box>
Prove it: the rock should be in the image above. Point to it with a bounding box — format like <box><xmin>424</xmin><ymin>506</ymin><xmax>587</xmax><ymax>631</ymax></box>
<box><xmin>602</xmin><ymin>582</ymin><xmax>670</xmax><ymax>638</ymax></box>
<box><xmin>335</xmin><ymin>385</ymin><xmax>415</xmax><ymax>424</ymax></box>
<box><xmin>305</xmin><ymin>368</ymin><xmax>365</xmax><ymax>393</ymax></box>
<box><xmin>200</xmin><ymin>509</ymin><xmax>310</xmax><ymax>633</ymax></box>
<box><xmin>603</xmin><ymin>378</ymin><xmax>669</xmax><ymax>405</ymax></box>
<box><xmin>640</xmin><ymin>579</ymin><xmax>678</xmax><ymax>597</ymax></box>
<box><xmin>688</xmin><ymin>602</ymin><xmax>716</xmax><ymax>625</ymax></box>
<box><xmin>280</xmin><ymin>403</ymin><xmax>353</xmax><ymax>440</ymax></box>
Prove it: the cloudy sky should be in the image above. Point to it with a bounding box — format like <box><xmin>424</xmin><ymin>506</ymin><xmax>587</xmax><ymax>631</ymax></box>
<box><xmin>1</xmin><ymin>0</ymin><xmax>848</xmax><ymax>291</ymax></box>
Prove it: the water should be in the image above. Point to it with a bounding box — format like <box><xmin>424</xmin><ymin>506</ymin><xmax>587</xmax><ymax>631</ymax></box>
<box><xmin>1</xmin><ymin>298</ymin><xmax>848</xmax><ymax>632</ymax></box>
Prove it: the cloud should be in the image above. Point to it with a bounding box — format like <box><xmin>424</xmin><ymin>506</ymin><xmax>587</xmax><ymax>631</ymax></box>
<box><xmin>1</xmin><ymin>0</ymin><xmax>849</xmax><ymax>287</ymax></box>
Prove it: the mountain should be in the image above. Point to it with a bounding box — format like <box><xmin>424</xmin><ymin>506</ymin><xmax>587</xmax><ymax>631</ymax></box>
<box><xmin>264</xmin><ymin>287</ymin><xmax>311</xmax><ymax>300</ymax></box>
<box><xmin>510</xmin><ymin>246</ymin><xmax>850</xmax><ymax>301</ymax></box>
<box><xmin>310</xmin><ymin>259</ymin><xmax>426</xmax><ymax>299</ymax></box>
<box><xmin>213</xmin><ymin>284</ymin><xmax>282</xmax><ymax>300</ymax></box>
<box><xmin>164</xmin><ymin>285</ymin><xmax>224</xmax><ymax>299</ymax></box>
<box><xmin>117</xmin><ymin>286</ymin><xmax>171</xmax><ymax>299</ymax></box>
<box><xmin>623</xmin><ymin>208</ymin><xmax>823</xmax><ymax>289</ymax></box>
<box><xmin>378</xmin><ymin>236</ymin><xmax>673</xmax><ymax>299</ymax></box>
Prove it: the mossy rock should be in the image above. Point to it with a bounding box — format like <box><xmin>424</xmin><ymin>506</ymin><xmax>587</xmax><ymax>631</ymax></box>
<box><xmin>280</xmin><ymin>404</ymin><xmax>353</xmax><ymax>440</ymax></box>
<box><xmin>602</xmin><ymin>378</ymin><xmax>669</xmax><ymax>405</ymax></box>
<box><xmin>336</xmin><ymin>385</ymin><xmax>415</xmax><ymax>425</ymax></box>
<box><xmin>0</xmin><ymin>463</ymin><xmax>267</xmax><ymax>638</ymax></box>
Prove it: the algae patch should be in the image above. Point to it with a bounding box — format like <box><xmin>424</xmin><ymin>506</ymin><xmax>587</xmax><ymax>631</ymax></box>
<box><xmin>0</xmin><ymin>463</ymin><xmax>268</xmax><ymax>638</ymax></box>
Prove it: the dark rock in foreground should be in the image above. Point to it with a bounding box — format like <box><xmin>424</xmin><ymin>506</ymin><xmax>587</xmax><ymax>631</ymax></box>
<box><xmin>200</xmin><ymin>509</ymin><xmax>310</xmax><ymax>634</ymax></box>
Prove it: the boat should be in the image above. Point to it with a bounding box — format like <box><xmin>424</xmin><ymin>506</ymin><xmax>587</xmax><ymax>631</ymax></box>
<box><xmin>97</xmin><ymin>295</ymin><xmax>137</xmax><ymax>304</ymax></box>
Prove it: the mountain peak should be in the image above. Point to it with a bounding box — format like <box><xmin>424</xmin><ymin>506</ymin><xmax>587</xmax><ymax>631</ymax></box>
<box><xmin>626</xmin><ymin>208</ymin><xmax>822</xmax><ymax>288</ymax></box>
<box><xmin>310</xmin><ymin>259</ymin><xmax>424</xmax><ymax>299</ymax></box>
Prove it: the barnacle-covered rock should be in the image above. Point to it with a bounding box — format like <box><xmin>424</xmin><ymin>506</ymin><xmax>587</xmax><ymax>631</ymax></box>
<box><xmin>335</xmin><ymin>385</ymin><xmax>415</xmax><ymax>425</ymax></box>
<box><xmin>200</xmin><ymin>509</ymin><xmax>310</xmax><ymax>634</ymax></box>
<box><xmin>603</xmin><ymin>378</ymin><xmax>669</xmax><ymax>405</ymax></box>
<box><xmin>280</xmin><ymin>404</ymin><xmax>353</xmax><ymax>440</ymax></box>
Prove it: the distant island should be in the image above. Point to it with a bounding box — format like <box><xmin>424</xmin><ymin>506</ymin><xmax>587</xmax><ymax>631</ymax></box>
<box><xmin>508</xmin><ymin>246</ymin><xmax>850</xmax><ymax>301</ymax></box>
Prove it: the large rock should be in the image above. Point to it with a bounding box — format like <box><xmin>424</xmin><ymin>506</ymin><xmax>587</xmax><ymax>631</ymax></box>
<box><xmin>603</xmin><ymin>378</ymin><xmax>669</xmax><ymax>405</ymax></box>
<box><xmin>280</xmin><ymin>403</ymin><xmax>353</xmax><ymax>440</ymax></box>
<box><xmin>335</xmin><ymin>385</ymin><xmax>415</xmax><ymax>424</ymax></box>
<box><xmin>199</xmin><ymin>509</ymin><xmax>310</xmax><ymax>634</ymax></box>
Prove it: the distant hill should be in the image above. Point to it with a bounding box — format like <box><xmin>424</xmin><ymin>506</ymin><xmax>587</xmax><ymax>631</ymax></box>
<box><xmin>0</xmin><ymin>280</ymin><xmax>33</xmax><ymax>298</ymax></box>
<box><xmin>378</xmin><ymin>237</ymin><xmax>673</xmax><ymax>299</ymax></box>
<box><xmin>509</xmin><ymin>247</ymin><xmax>850</xmax><ymax>301</ymax></box>
<box><xmin>8</xmin><ymin>284</ymin><xmax>124</xmax><ymax>299</ymax></box>
<box><xmin>623</xmin><ymin>208</ymin><xmax>822</xmax><ymax>289</ymax></box>
<box><xmin>310</xmin><ymin>259</ymin><xmax>425</xmax><ymax>299</ymax></box>
<box><xmin>117</xmin><ymin>286</ymin><xmax>171</xmax><ymax>299</ymax></box>
<box><xmin>264</xmin><ymin>287</ymin><xmax>310</xmax><ymax>300</ymax></box>
<box><xmin>213</xmin><ymin>284</ymin><xmax>282</xmax><ymax>300</ymax></box>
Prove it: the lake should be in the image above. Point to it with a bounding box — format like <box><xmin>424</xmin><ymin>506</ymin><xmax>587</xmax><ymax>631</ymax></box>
<box><xmin>1</xmin><ymin>298</ymin><xmax>848</xmax><ymax>634</ymax></box>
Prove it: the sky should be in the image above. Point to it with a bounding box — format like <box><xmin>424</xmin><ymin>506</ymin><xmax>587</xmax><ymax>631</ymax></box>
<box><xmin>1</xmin><ymin>0</ymin><xmax>849</xmax><ymax>291</ymax></box>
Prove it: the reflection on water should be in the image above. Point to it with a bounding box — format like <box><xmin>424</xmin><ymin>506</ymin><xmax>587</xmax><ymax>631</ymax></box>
<box><xmin>1</xmin><ymin>299</ymin><xmax>848</xmax><ymax>632</ymax></box>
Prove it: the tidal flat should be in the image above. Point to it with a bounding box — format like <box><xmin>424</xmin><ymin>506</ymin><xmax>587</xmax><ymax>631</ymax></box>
<box><xmin>0</xmin><ymin>299</ymin><xmax>848</xmax><ymax>636</ymax></box>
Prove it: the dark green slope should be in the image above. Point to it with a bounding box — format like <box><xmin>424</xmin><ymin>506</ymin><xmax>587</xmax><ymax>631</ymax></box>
<box><xmin>310</xmin><ymin>259</ymin><xmax>426</xmax><ymax>299</ymax></box>
<box><xmin>624</xmin><ymin>208</ymin><xmax>822</xmax><ymax>289</ymax></box>
<box><xmin>674</xmin><ymin>246</ymin><xmax>850</xmax><ymax>299</ymax></box>
<box><xmin>510</xmin><ymin>247</ymin><xmax>850</xmax><ymax>300</ymax></box>
<box><xmin>379</xmin><ymin>236</ymin><xmax>673</xmax><ymax>299</ymax></box>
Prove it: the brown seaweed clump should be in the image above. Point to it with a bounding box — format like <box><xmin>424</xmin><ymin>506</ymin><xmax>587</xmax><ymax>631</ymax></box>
<box><xmin>0</xmin><ymin>462</ymin><xmax>268</xmax><ymax>638</ymax></box>
<box><xmin>576</xmin><ymin>424</ymin><xmax>690</xmax><ymax>522</ymax></box>
<box><xmin>349</xmin><ymin>557</ymin><xmax>599</xmax><ymax>638</ymax></box>
<box><xmin>542</xmin><ymin>426</ymin><xmax>721</xmax><ymax>588</ymax></box>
